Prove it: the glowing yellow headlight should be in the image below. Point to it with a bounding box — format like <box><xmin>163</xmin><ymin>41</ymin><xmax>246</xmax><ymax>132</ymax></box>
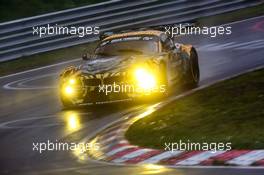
<box><xmin>68</xmin><ymin>78</ymin><xmax>76</xmax><ymax>85</ymax></box>
<box><xmin>62</xmin><ymin>78</ymin><xmax>77</xmax><ymax>96</ymax></box>
<box><xmin>134</xmin><ymin>68</ymin><xmax>156</xmax><ymax>90</ymax></box>
<box><xmin>64</xmin><ymin>85</ymin><xmax>74</xmax><ymax>96</ymax></box>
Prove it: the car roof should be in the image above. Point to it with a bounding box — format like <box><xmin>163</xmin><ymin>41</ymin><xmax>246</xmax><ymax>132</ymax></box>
<box><xmin>103</xmin><ymin>30</ymin><xmax>163</xmax><ymax>41</ymax></box>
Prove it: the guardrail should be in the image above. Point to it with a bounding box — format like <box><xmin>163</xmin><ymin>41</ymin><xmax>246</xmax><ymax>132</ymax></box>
<box><xmin>0</xmin><ymin>0</ymin><xmax>262</xmax><ymax>62</ymax></box>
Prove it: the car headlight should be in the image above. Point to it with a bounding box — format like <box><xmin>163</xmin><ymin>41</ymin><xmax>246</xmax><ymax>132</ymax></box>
<box><xmin>62</xmin><ymin>78</ymin><xmax>77</xmax><ymax>96</ymax></box>
<box><xmin>134</xmin><ymin>68</ymin><xmax>156</xmax><ymax>90</ymax></box>
<box><xmin>68</xmin><ymin>78</ymin><xmax>76</xmax><ymax>85</ymax></box>
<box><xmin>64</xmin><ymin>85</ymin><xmax>74</xmax><ymax>96</ymax></box>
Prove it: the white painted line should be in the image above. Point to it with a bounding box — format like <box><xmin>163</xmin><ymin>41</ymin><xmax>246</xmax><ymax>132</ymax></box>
<box><xmin>3</xmin><ymin>73</ymin><xmax>57</xmax><ymax>90</ymax></box>
<box><xmin>227</xmin><ymin>150</ymin><xmax>264</xmax><ymax>166</ymax></box>
<box><xmin>99</xmin><ymin>135</ymin><xmax>116</xmax><ymax>145</ymax></box>
<box><xmin>0</xmin><ymin>58</ymin><xmax>81</xmax><ymax>79</ymax></box>
<box><xmin>176</xmin><ymin>151</ymin><xmax>226</xmax><ymax>166</ymax></box>
<box><xmin>112</xmin><ymin>149</ymin><xmax>152</xmax><ymax>163</ymax></box>
<box><xmin>0</xmin><ymin>115</ymin><xmax>58</xmax><ymax>129</ymax></box>
<box><xmin>140</xmin><ymin>151</ymin><xmax>183</xmax><ymax>164</ymax></box>
<box><xmin>101</xmin><ymin>130</ymin><xmax>118</xmax><ymax>139</ymax></box>
<box><xmin>101</xmin><ymin>128</ymin><xmax>126</xmax><ymax>140</ymax></box>
<box><xmin>106</xmin><ymin>146</ymin><xmax>136</xmax><ymax>157</ymax></box>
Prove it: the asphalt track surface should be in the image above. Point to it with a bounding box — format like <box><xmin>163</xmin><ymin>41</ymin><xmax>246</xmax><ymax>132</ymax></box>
<box><xmin>0</xmin><ymin>16</ymin><xmax>264</xmax><ymax>175</ymax></box>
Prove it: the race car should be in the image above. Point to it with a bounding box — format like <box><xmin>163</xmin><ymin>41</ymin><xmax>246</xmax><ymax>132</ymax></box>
<box><xmin>59</xmin><ymin>29</ymin><xmax>199</xmax><ymax>107</ymax></box>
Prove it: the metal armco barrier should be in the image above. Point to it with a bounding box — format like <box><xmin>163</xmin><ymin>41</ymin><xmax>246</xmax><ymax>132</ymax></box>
<box><xmin>0</xmin><ymin>0</ymin><xmax>262</xmax><ymax>62</ymax></box>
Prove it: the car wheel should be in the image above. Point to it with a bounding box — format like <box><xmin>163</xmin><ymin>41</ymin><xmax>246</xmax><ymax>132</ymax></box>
<box><xmin>186</xmin><ymin>48</ymin><xmax>200</xmax><ymax>88</ymax></box>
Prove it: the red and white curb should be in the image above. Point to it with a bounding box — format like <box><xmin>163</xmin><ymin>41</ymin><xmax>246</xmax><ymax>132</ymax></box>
<box><xmin>87</xmin><ymin>117</ymin><xmax>264</xmax><ymax>167</ymax></box>
<box><xmin>85</xmin><ymin>65</ymin><xmax>264</xmax><ymax>167</ymax></box>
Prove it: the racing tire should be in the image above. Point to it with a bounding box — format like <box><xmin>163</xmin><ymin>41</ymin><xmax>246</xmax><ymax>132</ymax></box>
<box><xmin>185</xmin><ymin>48</ymin><xmax>200</xmax><ymax>88</ymax></box>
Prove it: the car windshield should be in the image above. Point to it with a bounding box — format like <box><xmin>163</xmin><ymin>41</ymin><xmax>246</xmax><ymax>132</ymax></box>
<box><xmin>95</xmin><ymin>37</ymin><xmax>159</xmax><ymax>57</ymax></box>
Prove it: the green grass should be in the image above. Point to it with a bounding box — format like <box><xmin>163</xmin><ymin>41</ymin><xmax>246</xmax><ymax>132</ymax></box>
<box><xmin>197</xmin><ymin>3</ymin><xmax>264</xmax><ymax>26</ymax></box>
<box><xmin>0</xmin><ymin>42</ymin><xmax>98</xmax><ymax>76</ymax></box>
<box><xmin>126</xmin><ymin>68</ymin><xmax>264</xmax><ymax>150</ymax></box>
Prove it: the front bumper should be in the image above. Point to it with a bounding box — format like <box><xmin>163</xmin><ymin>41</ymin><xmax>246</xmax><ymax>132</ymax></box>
<box><xmin>60</xmin><ymin>68</ymin><xmax>165</xmax><ymax>105</ymax></box>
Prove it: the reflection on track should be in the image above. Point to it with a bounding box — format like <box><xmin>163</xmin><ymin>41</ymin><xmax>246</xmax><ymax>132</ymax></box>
<box><xmin>0</xmin><ymin>16</ymin><xmax>264</xmax><ymax>175</ymax></box>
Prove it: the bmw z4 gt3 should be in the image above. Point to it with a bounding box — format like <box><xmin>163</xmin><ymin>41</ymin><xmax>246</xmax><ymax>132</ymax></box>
<box><xmin>59</xmin><ymin>30</ymin><xmax>199</xmax><ymax>107</ymax></box>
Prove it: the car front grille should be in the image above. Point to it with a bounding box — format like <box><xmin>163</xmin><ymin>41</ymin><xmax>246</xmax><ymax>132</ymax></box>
<box><xmin>84</xmin><ymin>74</ymin><xmax>126</xmax><ymax>87</ymax></box>
<box><xmin>103</xmin><ymin>76</ymin><xmax>124</xmax><ymax>84</ymax></box>
<box><xmin>84</xmin><ymin>78</ymin><xmax>101</xmax><ymax>86</ymax></box>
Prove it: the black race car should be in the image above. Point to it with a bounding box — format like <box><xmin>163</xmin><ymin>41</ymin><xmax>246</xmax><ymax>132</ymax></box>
<box><xmin>59</xmin><ymin>30</ymin><xmax>199</xmax><ymax>107</ymax></box>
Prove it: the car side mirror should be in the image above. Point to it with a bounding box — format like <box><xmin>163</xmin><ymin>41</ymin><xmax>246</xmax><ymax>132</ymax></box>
<box><xmin>82</xmin><ymin>53</ymin><xmax>91</xmax><ymax>60</ymax></box>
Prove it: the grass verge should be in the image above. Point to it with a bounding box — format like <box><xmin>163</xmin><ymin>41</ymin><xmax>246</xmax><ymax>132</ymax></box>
<box><xmin>0</xmin><ymin>42</ymin><xmax>98</xmax><ymax>76</ymax></box>
<box><xmin>126</xmin><ymin>68</ymin><xmax>264</xmax><ymax>150</ymax></box>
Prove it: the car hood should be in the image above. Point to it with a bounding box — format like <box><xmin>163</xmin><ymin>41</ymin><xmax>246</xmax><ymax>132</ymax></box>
<box><xmin>79</xmin><ymin>55</ymin><xmax>152</xmax><ymax>75</ymax></box>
